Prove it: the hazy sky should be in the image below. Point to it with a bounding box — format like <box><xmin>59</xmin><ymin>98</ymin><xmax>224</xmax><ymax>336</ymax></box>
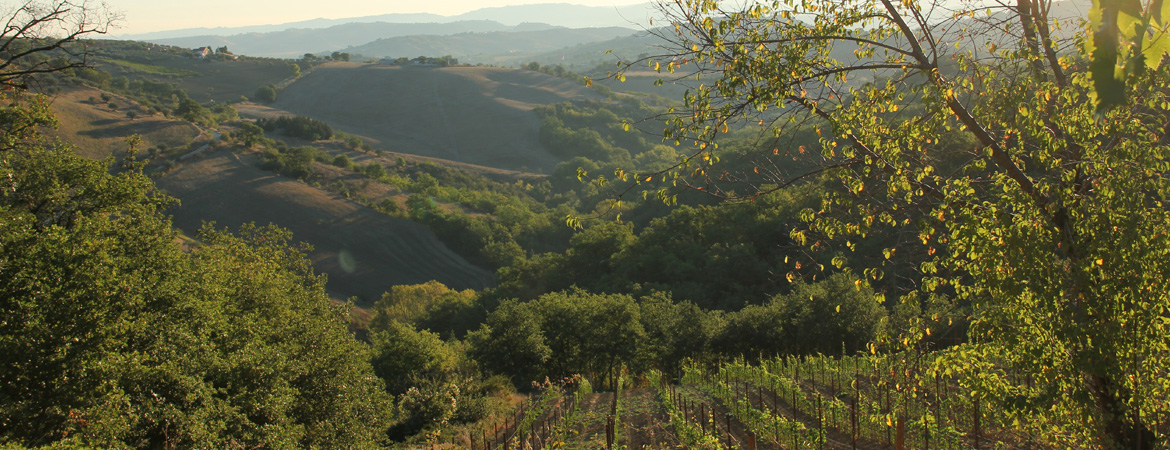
<box><xmin>109</xmin><ymin>0</ymin><xmax>646</xmax><ymax>35</ymax></box>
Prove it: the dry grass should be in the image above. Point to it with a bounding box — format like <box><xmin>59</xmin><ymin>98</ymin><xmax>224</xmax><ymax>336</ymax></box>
<box><xmin>45</xmin><ymin>85</ymin><xmax>201</xmax><ymax>159</ymax></box>
<box><xmin>154</xmin><ymin>149</ymin><xmax>496</xmax><ymax>305</ymax></box>
<box><xmin>93</xmin><ymin>53</ymin><xmax>295</xmax><ymax>104</ymax></box>
<box><xmin>245</xmin><ymin>62</ymin><xmax>609</xmax><ymax>173</ymax></box>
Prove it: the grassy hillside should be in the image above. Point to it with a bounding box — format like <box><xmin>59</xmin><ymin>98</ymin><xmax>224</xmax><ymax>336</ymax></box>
<box><xmin>154</xmin><ymin>150</ymin><xmax>496</xmax><ymax>304</ymax></box>
<box><xmin>253</xmin><ymin>62</ymin><xmax>610</xmax><ymax>172</ymax></box>
<box><xmin>145</xmin><ymin>21</ymin><xmax>527</xmax><ymax>58</ymax></box>
<box><xmin>88</xmin><ymin>41</ymin><xmax>294</xmax><ymax>103</ymax></box>
<box><xmin>343</xmin><ymin>27</ymin><xmax>638</xmax><ymax>62</ymax></box>
<box><xmin>46</xmin><ymin>85</ymin><xmax>201</xmax><ymax>159</ymax></box>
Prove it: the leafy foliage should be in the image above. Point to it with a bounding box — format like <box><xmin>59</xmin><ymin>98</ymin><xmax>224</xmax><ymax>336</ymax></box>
<box><xmin>258</xmin><ymin>115</ymin><xmax>334</xmax><ymax>141</ymax></box>
<box><xmin>613</xmin><ymin>0</ymin><xmax>1170</xmax><ymax>447</ymax></box>
<box><xmin>0</xmin><ymin>92</ymin><xmax>392</xmax><ymax>448</ymax></box>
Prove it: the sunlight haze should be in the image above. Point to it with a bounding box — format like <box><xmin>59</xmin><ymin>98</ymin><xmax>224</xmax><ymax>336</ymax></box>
<box><xmin>110</xmin><ymin>0</ymin><xmax>648</xmax><ymax>35</ymax></box>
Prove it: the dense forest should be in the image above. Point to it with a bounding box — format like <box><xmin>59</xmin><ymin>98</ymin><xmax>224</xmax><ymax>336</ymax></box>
<box><xmin>2</xmin><ymin>0</ymin><xmax>1169</xmax><ymax>449</ymax></box>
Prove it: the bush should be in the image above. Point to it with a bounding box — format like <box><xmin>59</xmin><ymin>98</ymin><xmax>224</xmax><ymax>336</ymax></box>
<box><xmin>378</xmin><ymin>197</ymin><xmax>401</xmax><ymax>215</ymax></box>
<box><xmin>331</xmin><ymin>154</ymin><xmax>353</xmax><ymax>169</ymax></box>
<box><xmin>257</xmin><ymin>115</ymin><xmax>332</xmax><ymax>141</ymax></box>
<box><xmin>254</xmin><ymin>84</ymin><xmax>277</xmax><ymax>103</ymax></box>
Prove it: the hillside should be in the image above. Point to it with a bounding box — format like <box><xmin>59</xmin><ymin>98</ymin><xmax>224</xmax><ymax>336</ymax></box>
<box><xmin>343</xmin><ymin>27</ymin><xmax>638</xmax><ymax>62</ymax></box>
<box><xmin>117</xmin><ymin>3</ymin><xmax>654</xmax><ymax>41</ymax></box>
<box><xmin>87</xmin><ymin>41</ymin><xmax>294</xmax><ymax>103</ymax></box>
<box><xmin>45</xmin><ymin>85</ymin><xmax>202</xmax><ymax>159</ymax></box>
<box><xmin>145</xmin><ymin>21</ymin><xmax>562</xmax><ymax>58</ymax></box>
<box><xmin>248</xmin><ymin>63</ymin><xmax>609</xmax><ymax>172</ymax></box>
<box><xmin>154</xmin><ymin>150</ymin><xmax>496</xmax><ymax>304</ymax></box>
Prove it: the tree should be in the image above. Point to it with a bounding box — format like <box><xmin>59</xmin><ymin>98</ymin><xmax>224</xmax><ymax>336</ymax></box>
<box><xmin>468</xmin><ymin>300</ymin><xmax>550</xmax><ymax>388</ymax></box>
<box><xmin>369</xmin><ymin>320</ymin><xmax>457</xmax><ymax>395</ymax></box>
<box><xmin>616</xmin><ymin>0</ymin><xmax>1170</xmax><ymax>447</ymax></box>
<box><xmin>0</xmin><ymin>5</ymin><xmax>392</xmax><ymax>446</ymax></box>
<box><xmin>235</xmin><ymin>122</ymin><xmax>264</xmax><ymax>148</ymax></box>
<box><xmin>255</xmin><ymin>84</ymin><xmax>277</xmax><ymax>103</ymax></box>
<box><xmin>0</xmin><ymin>0</ymin><xmax>119</xmax><ymax>88</ymax></box>
<box><xmin>768</xmin><ymin>273</ymin><xmax>886</xmax><ymax>355</ymax></box>
<box><xmin>173</xmin><ymin>97</ymin><xmax>208</xmax><ymax>124</ymax></box>
<box><xmin>0</xmin><ymin>94</ymin><xmax>392</xmax><ymax>447</ymax></box>
<box><xmin>364</xmin><ymin>161</ymin><xmax>386</xmax><ymax>179</ymax></box>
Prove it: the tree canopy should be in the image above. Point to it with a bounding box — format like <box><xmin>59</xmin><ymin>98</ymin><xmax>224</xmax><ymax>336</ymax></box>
<box><xmin>0</xmin><ymin>4</ymin><xmax>393</xmax><ymax>446</ymax></box>
<box><xmin>610</xmin><ymin>0</ymin><xmax>1170</xmax><ymax>447</ymax></box>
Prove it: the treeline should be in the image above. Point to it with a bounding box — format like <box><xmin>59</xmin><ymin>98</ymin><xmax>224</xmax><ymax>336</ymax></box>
<box><xmin>0</xmin><ymin>94</ymin><xmax>391</xmax><ymax>448</ymax></box>
<box><xmin>364</xmin><ymin>271</ymin><xmax>898</xmax><ymax>393</ymax></box>
<box><xmin>258</xmin><ymin>115</ymin><xmax>334</xmax><ymax>140</ymax></box>
<box><xmin>381</xmin><ymin>55</ymin><xmax>461</xmax><ymax>66</ymax></box>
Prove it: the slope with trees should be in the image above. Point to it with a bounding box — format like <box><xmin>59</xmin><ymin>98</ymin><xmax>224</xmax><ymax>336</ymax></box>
<box><xmin>600</xmin><ymin>0</ymin><xmax>1170</xmax><ymax>447</ymax></box>
<box><xmin>0</xmin><ymin>3</ymin><xmax>393</xmax><ymax>447</ymax></box>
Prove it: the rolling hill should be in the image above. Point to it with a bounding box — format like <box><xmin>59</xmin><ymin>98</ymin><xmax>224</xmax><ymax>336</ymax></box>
<box><xmin>342</xmin><ymin>26</ymin><xmax>639</xmax><ymax>62</ymax></box>
<box><xmin>154</xmin><ymin>150</ymin><xmax>496</xmax><ymax>304</ymax></box>
<box><xmin>245</xmin><ymin>62</ymin><xmax>610</xmax><ymax>172</ymax></box>
<box><xmin>144</xmin><ymin>21</ymin><xmax>541</xmax><ymax>58</ymax></box>
<box><xmin>117</xmin><ymin>3</ymin><xmax>654</xmax><ymax>41</ymax></box>
<box><xmin>46</xmin><ymin>85</ymin><xmax>202</xmax><ymax>159</ymax></box>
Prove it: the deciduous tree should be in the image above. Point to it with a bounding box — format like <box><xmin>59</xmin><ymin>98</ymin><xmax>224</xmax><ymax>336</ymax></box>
<box><xmin>614</xmin><ymin>0</ymin><xmax>1170</xmax><ymax>447</ymax></box>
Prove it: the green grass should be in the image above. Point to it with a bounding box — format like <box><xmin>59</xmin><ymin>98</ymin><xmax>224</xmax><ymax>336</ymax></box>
<box><xmin>103</xmin><ymin>58</ymin><xmax>201</xmax><ymax>77</ymax></box>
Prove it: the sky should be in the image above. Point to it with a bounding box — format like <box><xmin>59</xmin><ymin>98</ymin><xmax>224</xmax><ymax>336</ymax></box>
<box><xmin>108</xmin><ymin>0</ymin><xmax>646</xmax><ymax>35</ymax></box>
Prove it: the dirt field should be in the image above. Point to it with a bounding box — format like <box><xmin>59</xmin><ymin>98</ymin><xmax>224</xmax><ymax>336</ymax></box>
<box><xmin>154</xmin><ymin>150</ymin><xmax>496</xmax><ymax>304</ymax></box>
<box><xmin>247</xmin><ymin>62</ymin><xmax>609</xmax><ymax>172</ymax></box>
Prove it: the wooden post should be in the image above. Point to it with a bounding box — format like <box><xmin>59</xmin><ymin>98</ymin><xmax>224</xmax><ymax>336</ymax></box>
<box><xmin>851</xmin><ymin>382</ymin><xmax>858</xmax><ymax>450</ymax></box>
<box><xmin>748</xmin><ymin>432</ymin><xmax>757</xmax><ymax>450</ymax></box>
<box><xmin>605</xmin><ymin>419</ymin><xmax>613</xmax><ymax>450</ymax></box>
<box><xmin>725</xmin><ymin>412</ymin><xmax>733</xmax><ymax>449</ymax></box>
<box><xmin>973</xmin><ymin>397</ymin><xmax>981</xmax><ymax>450</ymax></box>
<box><xmin>817</xmin><ymin>390</ymin><xmax>824</xmax><ymax>450</ymax></box>
<box><xmin>886</xmin><ymin>382</ymin><xmax>893</xmax><ymax>448</ymax></box>
<box><xmin>895</xmin><ymin>415</ymin><xmax>906</xmax><ymax>450</ymax></box>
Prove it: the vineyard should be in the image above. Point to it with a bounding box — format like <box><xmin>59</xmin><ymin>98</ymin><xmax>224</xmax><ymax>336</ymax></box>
<box><xmin>422</xmin><ymin>351</ymin><xmax>1170</xmax><ymax>450</ymax></box>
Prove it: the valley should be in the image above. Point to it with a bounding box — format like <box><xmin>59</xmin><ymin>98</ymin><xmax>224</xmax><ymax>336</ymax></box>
<box><xmin>5</xmin><ymin>0</ymin><xmax>1164</xmax><ymax>448</ymax></box>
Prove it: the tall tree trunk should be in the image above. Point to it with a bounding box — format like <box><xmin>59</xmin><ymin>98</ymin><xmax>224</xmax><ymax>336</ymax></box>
<box><xmin>1090</xmin><ymin>374</ymin><xmax>1155</xmax><ymax>450</ymax></box>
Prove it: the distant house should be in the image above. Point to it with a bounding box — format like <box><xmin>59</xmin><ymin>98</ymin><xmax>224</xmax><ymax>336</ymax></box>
<box><xmin>193</xmin><ymin>47</ymin><xmax>212</xmax><ymax>59</ymax></box>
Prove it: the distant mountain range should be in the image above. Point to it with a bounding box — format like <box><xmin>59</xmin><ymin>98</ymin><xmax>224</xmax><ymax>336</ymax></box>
<box><xmin>117</xmin><ymin>3</ymin><xmax>655</xmax><ymax>40</ymax></box>
<box><xmin>141</xmin><ymin>21</ymin><xmax>582</xmax><ymax>59</ymax></box>
<box><xmin>342</xmin><ymin>26</ymin><xmax>640</xmax><ymax>62</ymax></box>
<box><xmin>119</xmin><ymin>3</ymin><xmax>656</xmax><ymax>59</ymax></box>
